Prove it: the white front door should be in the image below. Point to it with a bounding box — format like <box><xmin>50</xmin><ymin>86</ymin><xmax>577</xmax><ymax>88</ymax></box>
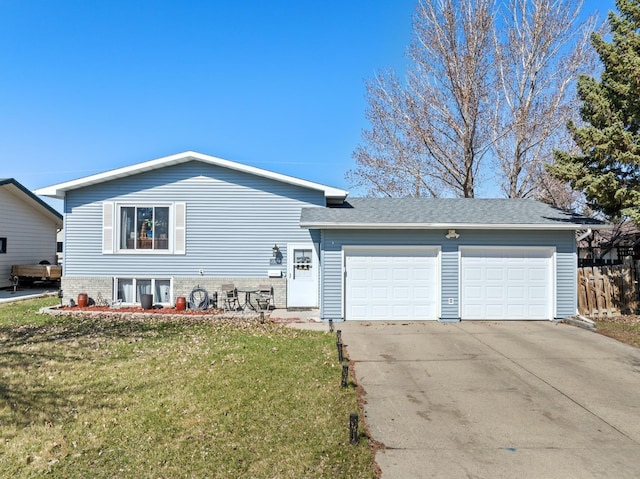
<box><xmin>287</xmin><ymin>243</ymin><xmax>319</xmax><ymax>308</ymax></box>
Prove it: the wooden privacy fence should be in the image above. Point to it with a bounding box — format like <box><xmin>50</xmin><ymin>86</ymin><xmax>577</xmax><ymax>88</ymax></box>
<box><xmin>577</xmin><ymin>260</ymin><xmax>639</xmax><ymax>317</ymax></box>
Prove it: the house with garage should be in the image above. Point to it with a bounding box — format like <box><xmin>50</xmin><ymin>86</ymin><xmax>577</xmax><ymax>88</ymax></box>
<box><xmin>36</xmin><ymin>151</ymin><xmax>606</xmax><ymax>321</ymax></box>
<box><xmin>0</xmin><ymin>178</ymin><xmax>63</xmax><ymax>288</ymax></box>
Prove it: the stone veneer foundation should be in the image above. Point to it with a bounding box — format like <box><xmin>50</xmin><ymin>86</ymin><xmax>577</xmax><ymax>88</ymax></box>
<box><xmin>60</xmin><ymin>276</ymin><xmax>287</xmax><ymax>309</ymax></box>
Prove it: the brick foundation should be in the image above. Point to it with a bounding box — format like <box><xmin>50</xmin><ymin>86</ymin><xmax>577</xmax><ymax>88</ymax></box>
<box><xmin>60</xmin><ymin>276</ymin><xmax>287</xmax><ymax>309</ymax></box>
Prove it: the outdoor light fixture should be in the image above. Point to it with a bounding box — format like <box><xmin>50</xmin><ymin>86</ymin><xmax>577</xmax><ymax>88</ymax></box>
<box><xmin>337</xmin><ymin>341</ymin><xmax>344</xmax><ymax>362</ymax></box>
<box><xmin>445</xmin><ymin>229</ymin><xmax>460</xmax><ymax>239</ymax></box>
<box><xmin>270</xmin><ymin>244</ymin><xmax>282</xmax><ymax>265</ymax></box>
<box><xmin>58</xmin><ymin>289</ymin><xmax>64</xmax><ymax>306</ymax></box>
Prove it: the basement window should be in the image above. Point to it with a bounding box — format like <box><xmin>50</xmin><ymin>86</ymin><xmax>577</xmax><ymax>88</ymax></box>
<box><xmin>115</xmin><ymin>278</ymin><xmax>172</xmax><ymax>304</ymax></box>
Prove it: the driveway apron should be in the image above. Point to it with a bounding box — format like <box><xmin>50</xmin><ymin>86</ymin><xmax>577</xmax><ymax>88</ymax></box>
<box><xmin>339</xmin><ymin>321</ymin><xmax>640</xmax><ymax>479</ymax></box>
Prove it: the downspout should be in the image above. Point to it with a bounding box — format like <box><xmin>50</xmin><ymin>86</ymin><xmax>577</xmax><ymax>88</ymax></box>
<box><xmin>574</xmin><ymin>228</ymin><xmax>593</xmax><ymax>319</ymax></box>
<box><xmin>577</xmin><ymin>228</ymin><xmax>592</xmax><ymax>242</ymax></box>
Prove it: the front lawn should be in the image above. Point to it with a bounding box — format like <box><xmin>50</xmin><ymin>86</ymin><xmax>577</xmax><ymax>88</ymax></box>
<box><xmin>0</xmin><ymin>298</ymin><xmax>376</xmax><ymax>478</ymax></box>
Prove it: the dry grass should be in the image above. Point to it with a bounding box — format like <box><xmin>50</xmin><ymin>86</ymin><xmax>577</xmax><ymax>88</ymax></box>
<box><xmin>595</xmin><ymin>315</ymin><xmax>640</xmax><ymax>349</ymax></box>
<box><xmin>0</xmin><ymin>297</ymin><xmax>376</xmax><ymax>478</ymax></box>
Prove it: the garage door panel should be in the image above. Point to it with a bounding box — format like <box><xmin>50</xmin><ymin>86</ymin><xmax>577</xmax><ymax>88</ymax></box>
<box><xmin>371</xmin><ymin>286</ymin><xmax>389</xmax><ymax>299</ymax></box>
<box><xmin>486</xmin><ymin>286</ymin><xmax>504</xmax><ymax>299</ymax></box>
<box><xmin>371</xmin><ymin>268</ymin><xmax>389</xmax><ymax>281</ymax></box>
<box><xmin>507</xmin><ymin>286</ymin><xmax>525</xmax><ymax>299</ymax></box>
<box><xmin>464</xmin><ymin>267</ymin><xmax>483</xmax><ymax>281</ymax></box>
<box><xmin>414</xmin><ymin>268</ymin><xmax>432</xmax><ymax>281</ymax></box>
<box><xmin>507</xmin><ymin>269</ymin><xmax>525</xmax><ymax>281</ymax></box>
<box><xmin>392</xmin><ymin>286</ymin><xmax>411</xmax><ymax>299</ymax></box>
<box><xmin>486</xmin><ymin>268</ymin><xmax>505</xmax><ymax>281</ymax></box>
<box><xmin>528</xmin><ymin>286</ymin><xmax>546</xmax><ymax>299</ymax></box>
<box><xmin>346</xmin><ymin>248</ymin><xmax>439</xmax><ymax>320</ymax></box>
<box><xmin>528</xmin><ymin>268</ymin><xmax>547</xmax><ymax>281</ymax></box>
<box><xmin>392</xmin><ymin>268</ymin><xmax>410</xmax><ymax>280</ymax></box>
<box><xmin>461</xmin><ymin>247</ymin><xmax>553</xmax><ymax>320</ymax></box>
<box><xmin>350</xmin><ymin>268</ymin><xmax>368</xmax><ymax>281</ymax></box>
<box><xmin>351</xmin><ymin>286</ymin><xmax>368</xmax><ymax>299</ymax></box>
<box><xmin>486</xmin><ymin>304</ymin><xmax>505</xmax><ymax>317</ymax></box>
<box><xmin>506</xmin><ymin>304</ymin><xmax>525</xmax><ymax>317</ymax></box>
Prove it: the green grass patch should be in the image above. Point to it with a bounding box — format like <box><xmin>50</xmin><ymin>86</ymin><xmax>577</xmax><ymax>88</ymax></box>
<box><xmin>0</xmin><ymin>298</ymin><xmax>376</xmax><ymax>478</ymax></box>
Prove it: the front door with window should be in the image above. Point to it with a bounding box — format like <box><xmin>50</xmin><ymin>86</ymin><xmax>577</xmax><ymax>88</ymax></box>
<box><xmin>287</xmin><ymin>243</ymin><xmax>319</xmax><ymax>308</ymax></box>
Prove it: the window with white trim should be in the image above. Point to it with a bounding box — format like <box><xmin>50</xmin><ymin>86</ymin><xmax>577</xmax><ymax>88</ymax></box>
<box><xmin>103</xmin><ymin>202</ymin><xmax>186</xmax><ymax>255</ymax></box>
<box><xmin>119</xmin><ymin>205</ymin><xmax>170</xmax><ymax>251</ymax></box>
<box><xmin>115</xmin><ymin>277</ymin><xmax>172</xmax><ymax>304</ymax></box>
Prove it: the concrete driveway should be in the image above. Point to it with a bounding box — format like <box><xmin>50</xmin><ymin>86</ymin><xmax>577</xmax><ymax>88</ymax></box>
<box><xmin>339</xmin><ymin>320</ymin><xmax>640</xmax><ymax>478</ymax></box>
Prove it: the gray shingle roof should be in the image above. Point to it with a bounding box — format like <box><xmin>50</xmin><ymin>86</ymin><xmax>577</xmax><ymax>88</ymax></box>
<box><xmin>300</xmin><ymin>198</ymin><xmax>606</xmax><ymax>230</ymax></box>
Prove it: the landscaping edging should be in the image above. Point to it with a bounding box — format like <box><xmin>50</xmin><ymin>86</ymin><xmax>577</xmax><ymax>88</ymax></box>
<box><xmin>39</xmin><ymin>305</ymin><xmax>266</xmax><ymax>323</ymax></box>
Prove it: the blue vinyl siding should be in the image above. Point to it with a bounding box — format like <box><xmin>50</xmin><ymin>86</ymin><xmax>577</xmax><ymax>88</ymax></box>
<box><xmin>63</xmin><ymin>161</ymin><xmax>323</xmax><ymax>277</ymax></box>
<box><xmin>320</xmin><ymin>229</ymin><xmax>577</xmax><ymax>321</ymax></box>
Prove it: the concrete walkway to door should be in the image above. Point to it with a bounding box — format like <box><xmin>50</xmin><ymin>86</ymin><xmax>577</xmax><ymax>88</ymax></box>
<box><xmin>339</xmin><ymin>320</ymin><xmax>640</xmax><ymax>479</ymax></box>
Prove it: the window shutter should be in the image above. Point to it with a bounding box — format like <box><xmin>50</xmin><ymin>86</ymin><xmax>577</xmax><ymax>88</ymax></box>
<box><xmin>102</xmin><ymin>202</ymin><xmax>114</xmax><ymax>254</ymax></box>
<box><xmin>174</xmin><ymin>202</ymin><xmax>186</xmax><ymax>255</ymax></box>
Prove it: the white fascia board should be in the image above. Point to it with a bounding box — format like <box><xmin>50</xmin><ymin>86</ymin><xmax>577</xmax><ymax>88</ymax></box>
<box><xmin>35</xmin><ymin>151</ymin><xmax>348</xmax><ymax>200</ymax></box>
<box><xmin>300</xmin><ymin>222</ymin><xmax>611</xmax><ymax>230</ymax></box>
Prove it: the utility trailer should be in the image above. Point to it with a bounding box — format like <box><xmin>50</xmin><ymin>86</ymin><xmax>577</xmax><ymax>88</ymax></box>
<box><xmin>10</xmin><ymin>264</ymin><xmax>62</xmax><ymax>289</ymax></box>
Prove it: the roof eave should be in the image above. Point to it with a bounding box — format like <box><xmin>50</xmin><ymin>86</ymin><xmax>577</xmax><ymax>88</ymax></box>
<box><xmin>35</xmin><ymin>151</ymin><xmax>349</xmax><ymax>201</ymax></box>
<box><xmin>1</xmin><ymin>179</ymin><xmax>63</xmax><ymax>227</ymax></box>
<box><xmin>300</xmin><ymin>222</ymin><xmax>611</xmax><ymax>230</ymax></box>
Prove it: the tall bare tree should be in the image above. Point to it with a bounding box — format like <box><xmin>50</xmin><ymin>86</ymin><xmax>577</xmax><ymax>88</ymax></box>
<box><xmin>348</xmin><ymin>0</ymin><xmax>598</xmax><ymax>200</ymax></box>
<box><xmin>492</xmin><ymin>0</ymin><xmax>597</xmax><ymax>199</ymax></box>
<box><xmin>347</xmin><ymin>0</ymin><xmax>495</xmax><ymax>198</ymax></box>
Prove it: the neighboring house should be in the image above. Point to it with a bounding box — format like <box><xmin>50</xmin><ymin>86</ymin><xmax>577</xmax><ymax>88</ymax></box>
<box><xmin>56</xmin><ymin>229</ymin><xmax>64</xmax><ymax>265</ymax></box>
<box><xmin>0</xmin><ymin>178</ymin><xmax>63</xmax><ymax>288</ymax></box>
<box><xmin>578</xmin><ymin>221</ymin><xmax>640</xmax><ymax>266</ymax></box>
<box><xmin>36</xmin><ymin>151</ymin><xmax>606</xmax><ymax>321</ymax></box>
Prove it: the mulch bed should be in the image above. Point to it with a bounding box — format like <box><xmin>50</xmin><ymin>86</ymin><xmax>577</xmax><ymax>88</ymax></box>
<box><xmin>57</xmin><ymin>305</ymin><xmax>224</xmax><ymax>315</ymax></box>
<box><xmin>45</xmin><ymin>305</ymin><xmax>300</xmax><ymax>324</ymax></box>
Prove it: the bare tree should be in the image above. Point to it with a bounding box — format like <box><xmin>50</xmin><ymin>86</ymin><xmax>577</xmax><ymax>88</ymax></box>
<box><xmin>348</xmin><ymin>0</ymin><xmax>599</xmax><ymax>200</ymax></box>
<box><xmin>491</xmin><ymin>0</ymin><xmax>597</xmax><ymax>198</ymax></box>
<box><xmin>347</xmin><ymin>0</ymin><xmax>495</xmax><ymax>198</ymax></box>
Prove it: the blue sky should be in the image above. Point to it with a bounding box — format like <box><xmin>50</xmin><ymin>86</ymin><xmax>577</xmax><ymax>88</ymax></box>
<box><xmin>0</xmin><ymin>0</ymin><xmax>615</xmax><ymax>211</ymax></box>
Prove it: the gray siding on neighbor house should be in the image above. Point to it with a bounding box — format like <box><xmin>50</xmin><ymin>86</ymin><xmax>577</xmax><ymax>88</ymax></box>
<box><xmin>0</xmin><ymin>187</ymin><xmax>60</xmax><ymax>288</ymax></box>
<box><xmin>320</xmin><ymin>229</ymin><xmax>577</xmax><ymax>321</ymax></box>
<box><xmin>63</xmin><ymin>161</ymin><xmax>323</xmax><ymax>278</ymax></box>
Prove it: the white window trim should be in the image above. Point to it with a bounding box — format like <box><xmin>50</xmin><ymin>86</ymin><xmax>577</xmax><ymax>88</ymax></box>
<box><xmin>106</xmin><ymin>202</ymin><xmax>186</xmax><ymax>255</ymax></box>
<box><xmin>113</xmin><ymin>277</ymin><xmax>174</xmax><ymax>305</ymax></box>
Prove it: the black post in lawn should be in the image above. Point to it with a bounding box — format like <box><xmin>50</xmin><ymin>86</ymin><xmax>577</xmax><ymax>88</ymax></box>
<box><xmin>341</xmin><ymin>363</ymin><xmax>349</xmax><ymax>388</ymax></box>
<box><xmin>349</xmin><ymin>413</ymin><xmax>359</xmax><ymax>444</ymax></box>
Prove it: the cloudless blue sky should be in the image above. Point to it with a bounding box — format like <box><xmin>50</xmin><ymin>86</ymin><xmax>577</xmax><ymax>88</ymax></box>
<box><xmin>0</xmin><ymin>0</ymin><xmax>615</xmax><ymax>211</ymax></box>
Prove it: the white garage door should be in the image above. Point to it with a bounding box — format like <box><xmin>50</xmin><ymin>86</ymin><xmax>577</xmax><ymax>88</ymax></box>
<box><xmin>460</xmin><ymin>247</ymin><xmax>553</xmax><ymax>320</ymax></box>
<box><xmin>345</xmin><ymin>247</ymin><xmax>439</xmax><ymax>320</ymax></box>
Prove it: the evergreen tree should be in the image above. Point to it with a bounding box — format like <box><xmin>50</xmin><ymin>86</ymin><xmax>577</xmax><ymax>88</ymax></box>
<box><xmin>550</xmin><ymin>0</ymin><xmax>640</xmax><ymax>223</ymax></box>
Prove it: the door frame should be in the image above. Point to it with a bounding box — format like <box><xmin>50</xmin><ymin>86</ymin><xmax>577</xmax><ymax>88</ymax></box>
<box><xmin>287</xmin><ymin>242</ymin><xmax>319</xmax><ymax>308</ymax></box>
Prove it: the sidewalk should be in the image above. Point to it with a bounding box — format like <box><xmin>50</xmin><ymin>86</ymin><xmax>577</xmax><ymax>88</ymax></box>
<box><xmin>271</xmin><ymin>308</ymin><xmax>337</xmax><ymax>331</ymax></box>
<box><xmin>0</xmin><ymin>286</ymin><xmax>59</xmax><ymax>304</ymax></box>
